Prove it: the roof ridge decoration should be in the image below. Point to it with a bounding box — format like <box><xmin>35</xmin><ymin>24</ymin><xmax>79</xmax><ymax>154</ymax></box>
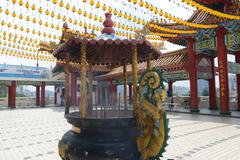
<box><xmin>181</xmin><ymin>0</ymin><xmax>240</xmax><ymax>20</ymax></box>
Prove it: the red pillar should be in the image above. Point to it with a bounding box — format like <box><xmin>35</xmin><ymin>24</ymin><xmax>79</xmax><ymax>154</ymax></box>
<box><xmin>168</xmin><ymin>81</ymin><xmax>173</xmax><ymax>92</ymax></box>
<box><xmin>41</xmin><ymin>82</ymin><xmax>45</xmax><ymax>107</ymax></box>
<box><xmin>8</xmin><ymin>85</ymin><xmax>12</xmax><ymax>108</ymax></box>
<box><xmin>209</xmin><ymin>57</ymin><xmax>217</xmax><ymax>109</ymax></box>
<box><xmin>217</xmin><ymin>27</ymin><xmax>230</xmax><ymax>115</ymax></box>
<box><xmin>236</xmin><ymin>53</ymin><xmax>240</xmax><ymax>111</ymax></box>
<box><xmin>54</xmin><ymin>85</ymin><xmax>57</xmax><ymax>105</ymax></box>
<box><xmin>7</xmin><ymin>81</ymin><xmax>16</xmax><ymax>108</ymax></box>
<box><xmin>187</xmin><ymin>38</ymin><xmax>199</xmax><ymax>112</ymax></box>
<box><xmin>36</xmin><ymin>85</ymin><xmax>40</xmax><ymax>106</ymax></box>
<box><xmin>129</xmin><ymin>83</ymin><xmax>133</xmax><ymax>104</ymax></box>
<box><xmin>71</xmin><ymin>72</ymin><xmax>77</xmax><ymax>106</ymax></box>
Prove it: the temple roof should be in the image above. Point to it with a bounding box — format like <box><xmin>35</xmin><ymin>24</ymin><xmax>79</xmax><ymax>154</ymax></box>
<box><xmin>53</xmin><ymin>37</ymin><xmax>161</xmax><ymax>65</ymax></box>
<box><xmin>95</xmin><ymin>48</ymin><xmax>188</xmax><ymax>81</ymax></box>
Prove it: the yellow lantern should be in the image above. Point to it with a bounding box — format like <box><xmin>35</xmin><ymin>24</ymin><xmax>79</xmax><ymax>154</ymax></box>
<box><xmin>45</xmin><ymin>22</ymin><xmax>49</xmax><ymax>27</ymax></box>
<box><xmin>52</xmin><ymin>0</ymin><xmax>58</xmax><ymax>4</ymax></box>
<box><xmin>5</xmin><ymin>9</ymin><xmax>10</xmax><ymax>15</ymax></box>
<box><xmin>145</xmin><ymin>2</ymin><xmax>149</xmax><ymax>8</ymax></box>
<box><xmin>102</xmin><ymin>4</ymin><xmax>107</xmax><ymax>11</ymax></box>
<box><xmin>12</xmin><ymin>11</ymin><xmax>17</xmax><ymax>17</ymax></box>
<box><xmin>83</xmin><ymin>11</ymin><xmax>87</xmax><ymax>17</ymax></box>
<box><xmin>26</xmin><ymin>16</ymin><xmax>30</xmax><ymax>21</ymax></box>
<box><xmin>90</xmin><ymin>0</ymin><xmax>94</xmax><ymax>5</ymax></box>
<box><xmin>0</xmin><ymin>7</ymin><xmax>2</xmax><ymax>13</ymax></box>
<box><xmin>7</xmin><ymin>23</ymin><xmax>11</xmax><ymax>28</ymax></box>
<box><xmin>79</xmin><ymin>21</ymin><xmax>82</xmax><ymax>26</ymax></box>
<box><xmin>94</xmin><ymin>15</ymin><xmax>98</xmax><ymax>21</ymax></box>
<box><xmin>89</xmin><ymin>13</ymin><xmax>93</xmax><ymax>19</ymax></box>
<box><xmin>108</xmin><ymin>7</ymin><xmax>112</xmax><ymax>13</ymax></box>
<box><xmin>62</xmin><ymin>16</ymin><xmax>66</xmax><ymax>21</ymax></box>
<box><xmin>57</xmin><ymin>14</ymin><xmax>61</xmax><ymax>19</ymax></box>
<box><xmin>133</xmin><ymin>0</ymin><xmax>137</xmax><ymax>4</ymax></box>
<box><xmin>45</xmin><ymin>9</ymin><xmax>50</xmax><ymax>15</ymax></box>
<box><xmin>72</xmin><ymin>6</ymin><xmax>76</xmax><ymax>12</ymax></box>
<box><xmin>99</xmin><ymin>17</ymin><xmax>103</xmax><ymax>22</ymax></box>
<box><xmin>118</xmin><ymin>11</ymin><xmax>122</xmax><ymax>17</ymax></box>
<box><xmin>96</xmin><ymin>1</ymin><xmax>100</xmax><ymax>8</ymax></box>
<box><xmin>26</xmin><ymin>28</ymin><xmax>30</xmax><ymax>33</ymax></box>
<box><xmin>78</xmin><ymin>9</ymin><xmax>82</xmax><ymax>14</ymax></box>
<box><xmin>59</xmin><ymin>1</ymin><xmax>64</xmax><ymax>7</ymax></box>
<box><xmin>14</xmin><ymin>24</ymin><xmax>18</xmax><ymax>29</ymax></box>
<box><xmin>74</xmin><ymin>19</ymin><xmax>77</xmax><ymax>25</ymax></box>
<box><xmin>20</xmin><ymin>26</ymin><xmax>24</xmax><ymax>31</ymax></box>
<box><xmin>25</xmin><ymin>2</ymin><xmax>30</xmax><ymax>9</ymax></box>
<box><xmin>32</xmin><ymin>29</ymin><xmax>36</xmax><ymax>34</ymax></box>
<box><xmin>38</xmin><ymin>7</ymin><xmax>43</xmax><ymax>13</ymax></box>
<box><xmin>51</xmin><ymin>11</ymin><xmax>55</xmax><ymax>18</ymax></box>
<box><xmin>69</xmin><ymin>18</ymin><xmax>73</xmax><ymax>23</ymax></box>
<box><xmin>128</xmin><ymin>14</ymin><xmax>132</xmax><ymax>20</ymax></box>
<box><xmin>124</xmin><ymin>13</ymin><xmax>127</xmax><ymax>19</ymax></box>
<box><xmin>12</xmin><ymin>0</ymin><xmax>17</xmax><ymax>4</ymax></box>
<box><xmin>19</xmin><ymin>13</ymin><xmax>23</xmax><ymax>19</ymax></box>
<box><xmin>19</xmin><ymin>0</ymin><xmax>23</xmax><ymax>6</ymax></box>
<box><xmin>150</xmin><ymin>5</ymin><xmax>154</xmax><ymax>11</ymax></box>
<box><xmin>113</xmin><ymin>9</ymin><xmax>118</xmax><ymax>15</ymax></box>
<box><xmin>31</xmin><ymin>4</ymin><xmax>36</xmax><ymax>10</ymax></box>
<box><xmin>66</xmin><ymin>3</ymin><xmax>70</xmax><ymax>10</ymax></box>
<box><xmin>139</xmin><ymin>1</ymin><xmax>144</xmax><ymax>7</ymax></box>
<box><xmin>39</xmin><ymin>20</ymin><xmax>43</xmax><ymax>25</ymax></box>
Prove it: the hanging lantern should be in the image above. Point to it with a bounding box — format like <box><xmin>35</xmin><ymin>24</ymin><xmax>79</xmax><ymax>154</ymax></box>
<box><xmin>59</xmin><ymin>1</ymin><xmax>64</xmax><ymax>7</ymax></box>
<box><xmin>89</xmin><ymin>13</ymin><xmax>93</xmax><ymax>19</ymax></box>
<box><xmin>38</xmin><ymin>7</ymin><xmax>43</xmax><ymax>13</ymax></box>
<box><xmin>7</xmin><ymin>23</ymin><xmax>11</xmax><ymax>28</ymax></box>
<box><xmin>69</xmin><ymin>18</ymin><xmax>73</xmax><ymax>23</ymax></box>
<box><xmin>74</xmin><ymin>19</ymin><xmax>77</xmax><ymax>25</ymax></box>
<box><xmin>32</xmin><ymin>18</ymin><xmax>36</xmax><ymax>23</ymax></box>
<box><xmin>102</xmin><ymin>4</ymin><xmax>106</xmax><ymax>11</ymax></box>
<box><xmin>45</xmin><ymin>22</ymin><xmax>49</xmax><ymax>27</ymax></box>
<box><xmin>31</xmin><ymin>4</ymin><xmax>36</xmax><ymax>10</ymax></box>
<box><xmin>83</xmin><ymin>11</ymin><xmax>87</xmax><ymax>17</ymax></box>
<box><xmin>19</xmin><ymin>0</ymin><xmax>23</xmax><ymax>6</ymax></box>
<box><xmin>99</xmin><ymin>17</ymin><xmax>103</xmax><ymax>22</ymax></box>
<box><xmin>12</xmin><ymin>0</ymin><xmax>17</xmax><ymax>4</ymax></box>
<box><xmin>72</xmin><ymin>6</ymin><xmax>76</xmax><ymax>12</ymax></box>
<box><xmin>5</xmin><ymin>9</ymin><xmax>10</xmax><ymax>15</ymax></box>
<box><xmin>39</xmin><ymin>20</ymin><xmax>43</xmax><ymax>25</ymax></box>
<box><xmin>20</xmin><ymin>26</ymin><xmax>24</xmax><ymax>31</ymax></box>
<box><xmin>62</xmin><ymin>16</ymin><xmax>66</xmax><ymax>21</ymax></box>
<box><xmin>26</xmin><ymin>16</ymin><xmax>30</xmax><ymax>21</ymax></box>
<box><xmin>0</xmin><ymin>7</ymin><xmax>2</xmax><ymax>13</ymax></box>
<box><xmin>108</xmin><ymin>7</ymin><xmax>112</xmax><ymax>13</ymax></box>
<box><xmin>113</xmin><ymin>9</ymin><xmax>118</xmax><ymax>15</ymax></box>
<box><xmin>96</xmin><ymin>1</ymin><xmax>100</xmax><ymax>8</ymax></box>
<box><xmin>78</xmin><ymin>9</ymin><xmax>82</xmax><ymax>15</ymax></box>
<box><xmin>12</xmin><ymin>11</ymin><xmax>17</xmax><ymax>17</ymax></box>
<box><xmin>118</xmin><ymin>11</ymin><xmax>122</xmax><ymax>17</ymax></box>
<box><xmin>57</xmin><ymin>14</ymin><xmax>61</xmax><ymax>19</ymax></box>
<box><xmin>90</xmin><ymin>0</ymin><xmax>94</xmax><ymax>6</ymax></box>
<box><xmin>52</xmin><ymin>0</ymin><xmax>58</xmax><ymax>4</ymax></box>
<box><xmin>19</xmin><ymin>13</ymin><xmax>23</xmax><ymax>19</ymax></box>
<box><xmin>124</xmin><ymin>13</ymin><xmax>127</xmax><ymax>19</ymax></box>
<box><xmin>79</xmin><ymin>21</ymin><xmax>82</xmax><ymax>26</ymax></box>
<box><xmin>51</xmin><ymin>11</ymin><xmax>55</xmax><ymax>18</ymax></box>
<box><xmin>45</xmin><ymin>9</ymin><xmax>50</xmax><ymax>15</ymax></box>
<box><xmin>14</xmin><ymin>24</ymin><xmax>18</xmax><ymax>29</ymax></box>
<box><xmin>139</xmin><ymin>1</ymin><xmax>144</xmax><ymax>7</ymax></box>
<box><xmin>66</xmin><ymin>3</ymin><xmax>70</xmax><ymax>10</ymax></box>
<box><xmin>145</xmin><ymin>2</ymin><xmax>149</xmax><ymax>8</ymax></box>
<box><xmin>32</xmin><ymin>29</ymin><xmax>36</xmax><ymax>34</ymax></box>
<box><xmin>94</xmin><ymin>15</ymin><xmax>98</xmax><ymax>21</ymax></box>
<box><xmin>25</xmin><ymin>2</ymin><xmax>30</xmax><ymax>9</ymax></box>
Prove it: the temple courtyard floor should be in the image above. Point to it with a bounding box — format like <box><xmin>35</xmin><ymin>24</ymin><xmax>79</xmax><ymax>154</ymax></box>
<box><xmin>0</xmin><ymin>106</ymin><xmax>240</xmax><ymax>160</ymax></box>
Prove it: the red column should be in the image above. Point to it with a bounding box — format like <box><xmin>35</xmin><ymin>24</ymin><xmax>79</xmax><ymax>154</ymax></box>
<box><xmin>54</xmin><ymin>85</ymin><xmax>57</xmax><ymax>105</ymax></box>
<box><xmin>236</xmin><ymin>53</ymin><xmax>240</xmax><ymax>111</ymax></box>
<box><xmin>168</xmin><ymin>81</ymin><xmax>173</xmax><ymax>92</ymax></box>
<box><xmin>41</xmin><ymin>82</ymin><xmax>45</xmax><ymax>107</ymax></box>
<box><xmin>9</xmin><ymin>81</ymin><xmax>16</xmax><ymax>108</ymax></box>
<box><xmin>209</xmin><ymin>57</ymin><xmax>217</xmax><ymax>109</ymax></box>
<box><xmin>129</xmin><ymin>84</ymin><xmax>133</xmax><ymax>104</ymax></box>
<box><xmin>36</xmin><ymin>85</ymin><xmax>40</xmax><ymax>106</ymax></box>
<box><xmin>71</xmin><ymin>72</ymin><xmax>77</xmax><ymax>106</ymax></box>
<box><xmin>217</xmin><ymin>27</ymin><xmax>230</xmax><ymax>115</ymax></box>
<box><xmin>187</xmin><ymin>38</ymin><xmax>199</xmax><ymax>112</ymax></box>
<box><xmin>8</xmin><ymin>85</ymin><xmax>12</xmax><ymax>108</ymax></box>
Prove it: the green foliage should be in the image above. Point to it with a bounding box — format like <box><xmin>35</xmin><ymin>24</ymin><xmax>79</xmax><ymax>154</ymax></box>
<box><xmin>202</xmin><ymin>88</ymin><xmax>209</xmax><ymax>96</ymax></box>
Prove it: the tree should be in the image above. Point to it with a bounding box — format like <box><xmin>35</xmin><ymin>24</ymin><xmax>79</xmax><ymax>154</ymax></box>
<box><xmin>202</xmin><ymin>88</ymin><xmax>209</xmax><ymax>96</ymax></box>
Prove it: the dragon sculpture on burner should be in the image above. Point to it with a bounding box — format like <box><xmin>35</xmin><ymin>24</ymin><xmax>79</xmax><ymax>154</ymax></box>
<box><xmin>136</xmin><ymin>69</ymin><xmax>170</xmax><ymax>160</ymax></box>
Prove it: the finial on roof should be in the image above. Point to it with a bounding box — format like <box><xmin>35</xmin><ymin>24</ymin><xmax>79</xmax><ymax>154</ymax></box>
<box><xmin>102</xmin><ymin>13</ymin><xmax>115</xmax><ymax>35</ymax></box>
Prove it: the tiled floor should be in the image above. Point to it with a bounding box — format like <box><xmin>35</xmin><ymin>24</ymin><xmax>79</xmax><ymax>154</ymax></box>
<box><xmin>0</xmin><ymin>107</ymin><xmax>239</xmax><ymax>160</ymax></box>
